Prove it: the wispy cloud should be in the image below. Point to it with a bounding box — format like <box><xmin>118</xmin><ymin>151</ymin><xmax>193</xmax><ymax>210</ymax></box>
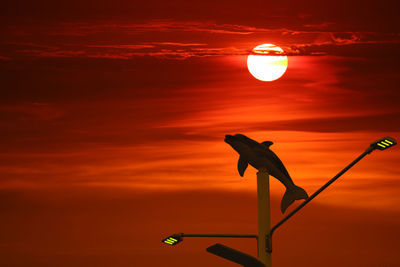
<box><xmin>3</xmin><ymin>20</ymin><xmax>399</xmax><ymax>60</ymax></box>
<box><xmin>0</xmin><ymin>55</ymin><xmax>12</xmax><ymax>60</ymax></box>
<box><xmin>86</xmin><ymin>44</ymin><xmax>155</xmax><ymax>49</ymax></box>
<box><xmin>0</xmin><ymin>102</ymin><xmax>65</xmax><ymax>121</ymax></box>
<box><xmin>150</xmin><ymin>42</ymin><xmax>207</xmax><ymax>46</ymax></box>
<box><xmin>15</xmin><ymin>45</ymin><xmax>249</xmax><ymax>60</ymax></box>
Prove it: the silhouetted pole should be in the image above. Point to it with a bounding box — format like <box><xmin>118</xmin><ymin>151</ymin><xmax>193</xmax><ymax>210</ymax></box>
<box><xmin>257</xmin><ymin>168</ymin><xmax>272</xmax><ymax>267</ymax></box>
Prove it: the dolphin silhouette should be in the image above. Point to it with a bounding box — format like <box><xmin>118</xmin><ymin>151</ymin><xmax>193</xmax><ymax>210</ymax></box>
<box><xmin>225</xmin><ymin>134</ymin><xmax>308</xmax><ymax>213</ymax></box>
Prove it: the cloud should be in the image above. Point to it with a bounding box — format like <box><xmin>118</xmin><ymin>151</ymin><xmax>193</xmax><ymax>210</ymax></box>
<box><xmin>3</xmin><ymin>20</ymin><xmax>399</xmax><ymax>60</ymax></box>
<box><xmin>0</xmin><ymin>55</ymin><xmax>12</xmax><ymax>60</ymax></box>
<box><xmin>330</xmin><ymin>32</ymin><xmax>361</xmax><ymax>44</ymax></box>
<box><xmin>252</xmin><ymin>112</ymin><xmax>400</xmax><ymax>133</ymax></box>
<box><xmin>303</xmin><ymin>22</ymin><xmax>335</xmax><ymax>29</ymax></box>
<box><xmin>86</xmin><ymin>44</ymin><xmax>155</xmax><ymax>49</ymax></box>
<box><xmin>150</xmin><ymin>42</ymin><xmax>206</xmax><ymax>46</ymax></box>
<box><xmin>0</xmin><ymin>102</ymin><xmax>65</xmax><ymax>121</ymax></box>
<box><xmin>157</xmin><ymin>112</ymin><xmax>400</xmax><ymax>136</ymax></box>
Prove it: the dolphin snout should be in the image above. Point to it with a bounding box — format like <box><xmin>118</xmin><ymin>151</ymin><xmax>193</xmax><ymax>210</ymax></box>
<box><xmin>225</xmin><ymin>134</ymin><xmax>234</xmax><ymax>143</ymax></box>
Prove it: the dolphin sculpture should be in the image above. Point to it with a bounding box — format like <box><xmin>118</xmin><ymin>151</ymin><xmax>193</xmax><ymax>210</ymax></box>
<box><xmin>225</xmin><ymin>134</ymin><xmax>308</xmax><ymax>213</ymax></box>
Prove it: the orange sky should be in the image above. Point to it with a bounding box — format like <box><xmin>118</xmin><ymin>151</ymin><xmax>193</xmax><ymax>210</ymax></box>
<box><xmin>1</xmin><ymin>0</ymin><xmax>400</xmax><ymax>266</ymax></box>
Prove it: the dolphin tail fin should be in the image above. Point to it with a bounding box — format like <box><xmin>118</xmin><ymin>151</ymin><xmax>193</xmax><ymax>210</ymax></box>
<box><xmin>281</xmin><ymin>185</ymin><xmax>308</xmax><ymax>213</ymax></box>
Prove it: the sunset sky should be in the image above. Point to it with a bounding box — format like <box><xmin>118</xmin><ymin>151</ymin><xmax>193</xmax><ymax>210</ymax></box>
<box><xmin>1</xmin><ymin>0</ymin><xmax>400</xmax><ymax>266</ymax></box>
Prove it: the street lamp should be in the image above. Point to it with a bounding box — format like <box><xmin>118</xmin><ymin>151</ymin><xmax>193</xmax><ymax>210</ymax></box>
<box><xmin>162</xmin><ymin>233</ymin><xmax>262</xmax><ymax>266</ymax></box>
<box><xmin>162</xmin><ymin>233</ymin><xmax>183</xmax><ymax>246</ymax></box>
<box><xmin>161</xmin><ymin>136</ymin><xmax>396</xmax><ymax>267</ymax></box>
<box><xmin>370</xmin><ymin>136</ymin><xmax>397</xmax><ymax>151</ymax></box>
<box><xmin>266</xmin><ymin>136</ymin><xmax>397</xmax><ymax>252</ymax></box>
<box><xmin>162</xmin><ymin>233</ymin><xmax>257</xmax><ymax>246</ymax></box>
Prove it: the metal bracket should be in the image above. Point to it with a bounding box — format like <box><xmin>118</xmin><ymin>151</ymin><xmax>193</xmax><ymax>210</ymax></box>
<box><xmin>265</xmin><ymin>234</ymin><xmax>272</xmax><ymax>253</ymax></box>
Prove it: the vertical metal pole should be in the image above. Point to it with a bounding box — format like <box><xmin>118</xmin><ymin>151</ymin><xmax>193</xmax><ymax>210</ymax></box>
<box><xmin>257</xmin><ymin>168</ymin><xmax>272</xmax><ymax>267</ymax></box>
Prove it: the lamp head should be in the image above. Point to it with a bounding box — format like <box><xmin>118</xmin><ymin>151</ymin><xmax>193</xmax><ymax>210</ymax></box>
<box><xmin>162</xmin><ymin>233</ymin><xmax>183</xmax><ymax>246</ymax></box>
<box><xmin>370</xmin><ymin>137</ymin><xmax>397</xmax><ymax>151</ymax></box>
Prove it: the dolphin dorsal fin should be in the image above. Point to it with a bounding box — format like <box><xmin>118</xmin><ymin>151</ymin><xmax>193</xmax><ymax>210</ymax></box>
<box><xmin>261</xmin><ymin>141</ymin><xmax>274</xmax><ymax>148</ymax></box>
<box><xmin>237</xmin><ymin>156</ymin><xmax>248</xmax><ymax>177</ymax></box>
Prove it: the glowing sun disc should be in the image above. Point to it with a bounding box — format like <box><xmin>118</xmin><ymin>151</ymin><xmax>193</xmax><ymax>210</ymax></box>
<box><xmin>247</xmin><ymin>44</ymin><xmax>288</xmax><ymax>81</ymax></box>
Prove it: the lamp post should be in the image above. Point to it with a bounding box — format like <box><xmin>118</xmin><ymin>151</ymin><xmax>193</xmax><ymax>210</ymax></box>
<box><xmin>162</xmin><ymin>233</ymin><xmax>258</xmax><ymax>246</ymax></box>
<box><xmin>266</xmin><ymin>136</ymin><xmax>397</xmax><ymax>252</ymax></box>
<box><xmin>161</xmin><ymin>136</ymin><xmax>396</xmax><ymax>267</ymax></box>
<box><xmin>256</xmin><ymin>169</ymin><xmax>271</xmax><ymax>266</ymax></box>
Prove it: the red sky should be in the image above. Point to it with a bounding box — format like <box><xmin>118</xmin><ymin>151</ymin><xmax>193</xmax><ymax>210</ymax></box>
<box><xmin>1</xmin><ymin>0</ymin><xmax>400</xmax><ymax>266</ymax></box>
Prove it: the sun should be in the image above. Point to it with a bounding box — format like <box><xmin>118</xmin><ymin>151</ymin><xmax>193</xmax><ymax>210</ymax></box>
<box><xmin>247</xmin><ymin>44</ymin><xmax>288</xmax><ymax>81</ymax></box>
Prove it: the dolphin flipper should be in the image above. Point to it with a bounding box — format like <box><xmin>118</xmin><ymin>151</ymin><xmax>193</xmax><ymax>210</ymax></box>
<box><xmin>281</xmin><ymin>185</ymin><xmax>308</xmax><ymax>213</ymax></box>
<box><xmin>238</xmin><ymin>156</ymin><xmax>248</xmax><ymax>177</ymax></box>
